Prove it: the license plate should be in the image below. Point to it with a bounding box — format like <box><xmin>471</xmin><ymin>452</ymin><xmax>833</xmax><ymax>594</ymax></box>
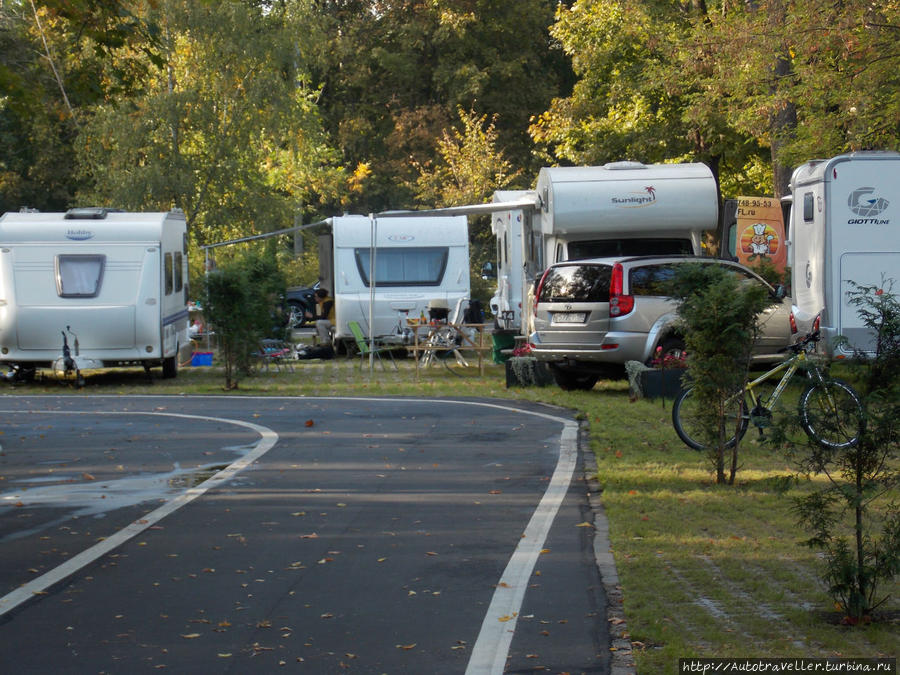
<box><xmin>552</xmin><ymin>312</ymin><xmax>586</xmax><ymax>324</ymax></box>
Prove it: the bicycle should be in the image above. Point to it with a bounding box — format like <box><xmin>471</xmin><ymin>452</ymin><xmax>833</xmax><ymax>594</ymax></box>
<box><xmin>671</xmin><ymin>329</ymin><xmax>865</xmax><ymax>451</ymax></box>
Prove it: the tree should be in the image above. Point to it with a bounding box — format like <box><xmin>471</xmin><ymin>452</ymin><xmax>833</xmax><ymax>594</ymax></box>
<box><xmin>530</xmin><ymin>0</ymin><xmax>768</xmax><ymax>195</ymax></box>
<box><xmin>202</xmin><ymin>250</ymin><xmax>286</xmax><ymax>390</ymax></box>
<box><xmin>413</xmin><ymin>106</ymin><xmax>520</xmax><ymax>208</ymax></box>
<box><xmin>790</xmin><ymin>280</ymin><xmax>900</xmax><ymax>623</ymax></box>
<box><xmin>531</xmin><ymin>0</ymin><xmax>900</xmax><ymax>199</ymax></box>
<box><xmin>414</xmin><ymin>106</ymin><xmax>522</xmax><ymax>305</ymax></box>
<box><xmin>312</xmin><ymin>0</ymin><xmax>569</xmax><ymax>211</ymax></box>
<box><xmin>670</xmin><ymin>263</ymin><xmax>772</xmax><ymax>484</ymax></box>
<box><xmin>0</xmin><ymin>0</ymin><xmax>166</xmax><ymax>212</ymax></box>
<box><xmin>73</xmin><ymin>0</ymin><xmax>348</xmax><ymax>281</ymax></box>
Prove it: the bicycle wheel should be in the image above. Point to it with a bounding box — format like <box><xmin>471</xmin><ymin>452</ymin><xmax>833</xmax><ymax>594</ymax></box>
<box><xmin>672</xmin><ymin>385</ymin><xmax>749</xmax><ymax>451</ymax></box>
<box><xmin>798</xmin><ymin>378</ymin><xmax>865</xmax><ymax>449</ymax></box>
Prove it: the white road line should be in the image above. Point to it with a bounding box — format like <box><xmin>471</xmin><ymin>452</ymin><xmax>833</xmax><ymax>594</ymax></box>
<box><xmin>465</xmin><ymin>420</ymin><xmax>580</xmax><ymax>674</ymax></box>
<box><xmin>0</xmin><ymin>410</ymin><xmax>278</xmax><ymax>618</ymax></box>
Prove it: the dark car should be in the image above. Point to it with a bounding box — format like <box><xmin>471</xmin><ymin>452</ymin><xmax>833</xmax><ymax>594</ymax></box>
<box><xmin>285</xmin><ymin>282</ymin><xmax>320</xmax><ymax>328</ymax></box>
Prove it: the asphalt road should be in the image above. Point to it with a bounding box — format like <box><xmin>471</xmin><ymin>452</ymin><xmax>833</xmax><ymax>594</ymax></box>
<box><xmin>0</xmin><ymin>395</ymin><xmax>609</xmax><ymax>674</ymax></box>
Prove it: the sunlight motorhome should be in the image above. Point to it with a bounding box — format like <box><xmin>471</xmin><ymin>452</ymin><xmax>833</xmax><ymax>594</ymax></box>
<box><xmin>486</xmin><ymin>162</ymin><xmax>719</xmax><ymax>334</ymax></box>
<box><xmin>787</xmin><ymin>151</ymin><xmax>900</xmax><ymax>358</ymax></box>
<box><xmin>0</xmin><ymin>208</ymin><xmax>191</xmax><ymax>381</ymax></box>
<box><xmin>318</xmin><ymin>214</ymin><xmax>470</xmax><ymax>347</ymax></box>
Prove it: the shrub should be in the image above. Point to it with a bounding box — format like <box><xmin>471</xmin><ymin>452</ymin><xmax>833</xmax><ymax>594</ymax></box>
<box><xmin>789</xmin><ymin>279</ymin><xmax>900</xmax><ymax>623</ymax></box>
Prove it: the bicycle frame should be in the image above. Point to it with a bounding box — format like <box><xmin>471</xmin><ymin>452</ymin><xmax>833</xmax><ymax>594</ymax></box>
<box><xmin>743</xmin><ymin>352</ymin><xmax>802</xmax><ymax>411</ymax></box>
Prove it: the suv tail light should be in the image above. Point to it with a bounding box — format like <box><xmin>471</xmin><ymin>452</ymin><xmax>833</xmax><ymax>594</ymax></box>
<box><xmin>789</xmin><ymin>311</ymin><xmax>798</xmax><ymax>334</ymax></box>
<box><xmin>609</xmin><ymin>263</ymin><xmax>634</xmax><ymax>317</ymax></box>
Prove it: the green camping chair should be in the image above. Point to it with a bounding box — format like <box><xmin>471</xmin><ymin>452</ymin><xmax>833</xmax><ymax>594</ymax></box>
<box><xmin>348</xmin><ymin>321</ymin><xmax>398</xmax><ymax>371</ymax></box>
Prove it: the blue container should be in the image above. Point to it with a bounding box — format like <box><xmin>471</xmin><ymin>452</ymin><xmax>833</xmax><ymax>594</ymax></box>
<box><xmin>191</xmin><ymin>351</ymin><xmax>213</xmax><ymax>367</ymax></box>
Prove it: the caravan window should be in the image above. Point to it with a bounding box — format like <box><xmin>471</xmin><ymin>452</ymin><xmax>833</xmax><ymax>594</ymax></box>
<box><xmin>165</xmin><ymin>253</ymin><xmax>174</xmax><ymax>295</ymax></box>
<box><xmin>803</xmin><ymin>193</ymin><xmax>815</xmax><ymax>222</ymax></box>
<box><xmin>174</xmin><ymin>252</ymin><xmax>184</xmax><ymax>293</ymax></box>
<box><xmin>56</xmin><ymin>255</ymin><xmax>106</xmax><ymax>298</ymax></box>
<box><xmin>354</xmin><ymin>247</ymin><xmax>448</xmax><ymax>287</ymax></box>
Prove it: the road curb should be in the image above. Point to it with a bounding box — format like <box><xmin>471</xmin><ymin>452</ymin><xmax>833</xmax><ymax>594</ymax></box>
<box><xmin>579</xmin><ymin>422</ymin><xmax>637</xmax><ymax>675</ymax></box>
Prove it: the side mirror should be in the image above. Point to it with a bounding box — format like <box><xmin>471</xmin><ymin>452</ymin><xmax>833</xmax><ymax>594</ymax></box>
<box><xmin>481</xmin><ymin>262</ymin><xmax>496</xmax><ymax>280</ymax></box>
<box><xmin>773</xmin><ymin>283</ymin><xmax>786</xmax><ymax>299</ymax></box>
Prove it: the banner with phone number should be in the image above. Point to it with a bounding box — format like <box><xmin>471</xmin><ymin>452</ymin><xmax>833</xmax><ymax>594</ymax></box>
<box><xmin>734</xmin><ymin>196</ymin><xmax>787</xmax><ymax>275</ymax></box>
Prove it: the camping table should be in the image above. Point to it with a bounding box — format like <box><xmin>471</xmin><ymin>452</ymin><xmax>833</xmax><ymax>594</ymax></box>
<box><xmin>408</xmin><ymin>322</ymin><xmax>490</xmax><ymax>380</ymax></box>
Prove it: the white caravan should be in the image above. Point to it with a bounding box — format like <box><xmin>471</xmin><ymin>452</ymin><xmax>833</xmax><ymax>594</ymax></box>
<box><xmin>0</xmin><ymin>208</ymin><xmax>191</xmax><ymax>380</ymax></box>
<box><xmin>487</xmin><ymin>162</ymin><xmax>719</xmax><ymax>335</ymax></box>
<box><xmin>319</xmin><ymin>214</ymin><xmax>470</xmax><ymax>345</ymax></box>
<box><xmin>787</xmin><ymin>151</ymin><xmax>900</xmax><ymax>358</ymax></box>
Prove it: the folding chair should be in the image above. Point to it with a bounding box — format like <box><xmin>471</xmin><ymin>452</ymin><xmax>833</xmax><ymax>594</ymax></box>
<box><xmin>256</xmin><ymin>339</ymin><xmax>295</xmax><ymax>372</ymax></box>
<box><xmin>348</xmin><ymin>321</ymin><xmax>398</xmax><ymax>371</ymax></box>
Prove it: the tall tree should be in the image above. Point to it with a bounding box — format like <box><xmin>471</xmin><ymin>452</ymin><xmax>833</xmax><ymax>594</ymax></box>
<box><xmin>75</xmin><ymin>0</ymin><xmax>346</xmax><ymax>251</ymax></box>
<box><xmin>532</xmin><ymin>0</ymin><xmax>900</xmax><ymax>198</ymax></box>
<box><xmin>312</xmin><ymin>0</ymin><xmax>570</xmax><ymax>211</ymax></box>
<box><xmin>530</xmin><ymin>0</ymin><xmax>768</xmax><ymax>195</ymax></box>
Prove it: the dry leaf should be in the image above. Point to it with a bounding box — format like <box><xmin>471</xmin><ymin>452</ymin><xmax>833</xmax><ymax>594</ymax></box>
<box><xmin>181</xmin><ymin>633</ymin><xmax>201</xmax><ymax>639</ymax></box>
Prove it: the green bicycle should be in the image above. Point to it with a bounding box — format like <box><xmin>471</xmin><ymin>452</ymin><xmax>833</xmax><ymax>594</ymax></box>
<box><xmin>672</xmin><ymin>329</ymin><xmax>865</xmax><ymax>451</ymax></box>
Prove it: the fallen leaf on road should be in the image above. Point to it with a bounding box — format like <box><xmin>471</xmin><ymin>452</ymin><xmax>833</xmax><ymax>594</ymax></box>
<box><xmin>396</xmin><ymin>644</ymin><xmax>416</xmax><ymax>650</ymax></box>
<box><xmin>304</xmin><ymin>420</ymin><xmax>315</xmax><ymax>427</ymax></box>
<box><xmin>181</xmin><ymin>633</ymin><xmax>201</xmax><ymax>639</ymax></box>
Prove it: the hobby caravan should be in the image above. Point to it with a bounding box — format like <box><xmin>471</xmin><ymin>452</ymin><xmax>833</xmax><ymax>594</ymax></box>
<box><xmin>319</xmin><ymin>214</ymin><xmax>470</xmax><ymax>346</ymax></box>
<box><xmin>787</xmin><ymin>151</ymin><xmax>900</xmax><ymax>358</ymax></box>
<box><xmin>0</xmin><ymin>208</ymin><xmax>191</xmax><ymax>380</ymax></box>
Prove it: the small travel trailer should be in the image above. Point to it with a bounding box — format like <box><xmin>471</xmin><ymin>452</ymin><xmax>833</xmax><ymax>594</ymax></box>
<box><xmin>786</xmin><ymin>151</ymin><xmax>900</xmax><ymax>357</ymax></box>
<box><xmin>0</xmin><ymin>208</ymin><xmax>191</xmax><ymax>381</ymax></box>
<box><xmin>318</xmin><ymin>214</ymin><xmax>470</xmax><ymax>346</ymax></box>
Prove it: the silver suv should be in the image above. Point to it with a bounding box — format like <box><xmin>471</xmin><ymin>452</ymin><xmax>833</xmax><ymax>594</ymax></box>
<box><xmin>529</xmin><ymin>255</ymin><xmax>792</xmax><ymax>390</ymax></box>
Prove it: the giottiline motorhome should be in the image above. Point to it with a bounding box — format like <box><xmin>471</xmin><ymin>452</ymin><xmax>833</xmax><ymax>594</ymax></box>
<box><xmin>0</xmin><ymin>208</ymin><xmax>191</xmax><ymax>380</ymax></box>
<box><xmin>318</xmin><ymin>214</ymin><xmax>470</xmax><ymax>348</ymax></box>
<box><xmin>787</xmin><ymin>151</ymin><xmax>900</xmax><ymax>357</ymax></box>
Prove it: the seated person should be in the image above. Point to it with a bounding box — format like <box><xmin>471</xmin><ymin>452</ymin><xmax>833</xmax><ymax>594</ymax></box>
<box><xmin>306</xmin><ymin>288</ymin><xmax>335</xmax><ymax>344</ymax></box>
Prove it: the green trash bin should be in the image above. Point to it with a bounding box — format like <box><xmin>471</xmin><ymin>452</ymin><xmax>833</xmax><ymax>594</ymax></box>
<box><xmin>491</xmin><ymin>332</ymin><xmax>516</xmax><ymax>364</ymax></box>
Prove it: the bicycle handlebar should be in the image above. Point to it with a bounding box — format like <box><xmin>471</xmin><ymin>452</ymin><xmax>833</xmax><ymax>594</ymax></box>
<box><xmin>784</xmin><ymin>329</ymin><xmax>820</xmax><ymax>354</ymax></box>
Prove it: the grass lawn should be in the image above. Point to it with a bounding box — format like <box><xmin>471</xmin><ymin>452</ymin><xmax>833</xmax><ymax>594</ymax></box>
<box><xmin>5</xmin><ymin>354</ymin><xmax>898</xmax><ymax>673</ymax></box>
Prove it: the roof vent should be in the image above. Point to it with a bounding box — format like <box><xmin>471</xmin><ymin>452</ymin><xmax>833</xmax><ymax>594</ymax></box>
<box><xmin>64</xmin><ymin>207</ymin><xmax>123</xmax><ymax>220</ymax></box>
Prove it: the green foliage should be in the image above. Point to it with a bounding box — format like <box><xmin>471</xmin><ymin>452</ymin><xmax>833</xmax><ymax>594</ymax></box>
<box><xmin>202</xmin><ymin>250</ymin><xmax>286</xmax><ymax>389</ymax></box>
<box><xmin>790</xmin><ymin>280</ymin><xmax>900</xmax><ymax>622</ymax></box>
<box><xmin>74</xmin><ymin>0</ymin><xmax>346</xmax><ymax>246</ymax></box>
<box><xmin>671</xmin><ymin>263</ymin><xmax>772</xmax><ymax>484</ymax></box>
<box><xmin>312</xmin><ymin>0</ymin><xmax>566</xmax><ymax>211</ymax></box>
<box><xmin>414</xmin><ymin>107</ymin><xmax>521</xmax><ymax>208</ymax></box>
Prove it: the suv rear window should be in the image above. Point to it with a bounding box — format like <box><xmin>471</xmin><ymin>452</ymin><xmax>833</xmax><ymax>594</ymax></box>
<box><xmin>539</xmin><ymin>264</ymin><xmax>611</xmax><ymax>302</ymax></box>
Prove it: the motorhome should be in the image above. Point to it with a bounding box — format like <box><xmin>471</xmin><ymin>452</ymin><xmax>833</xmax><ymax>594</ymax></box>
<box><xmin>486</xmin><ymin>162</ymin><xmax>719</xmax><ymax>335</ymax></box>
<box><xmin>0</xmin><ymin>208</ymin><xmax>191</xmax><ymax>381</ymax></box>
<box><xmin>787</xmin><ymin>151</ymin><xmax>900</xmax><ymax>358</ymax></box>
<box><xmin>488</xmin><ymin>190</ymin><xmax>539</xmax><ymax>332</ymax></box>
<box><xmin>318</xmin><ymin>214</ymin><xmax>470</xmax><ymax>347</ymax></box>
